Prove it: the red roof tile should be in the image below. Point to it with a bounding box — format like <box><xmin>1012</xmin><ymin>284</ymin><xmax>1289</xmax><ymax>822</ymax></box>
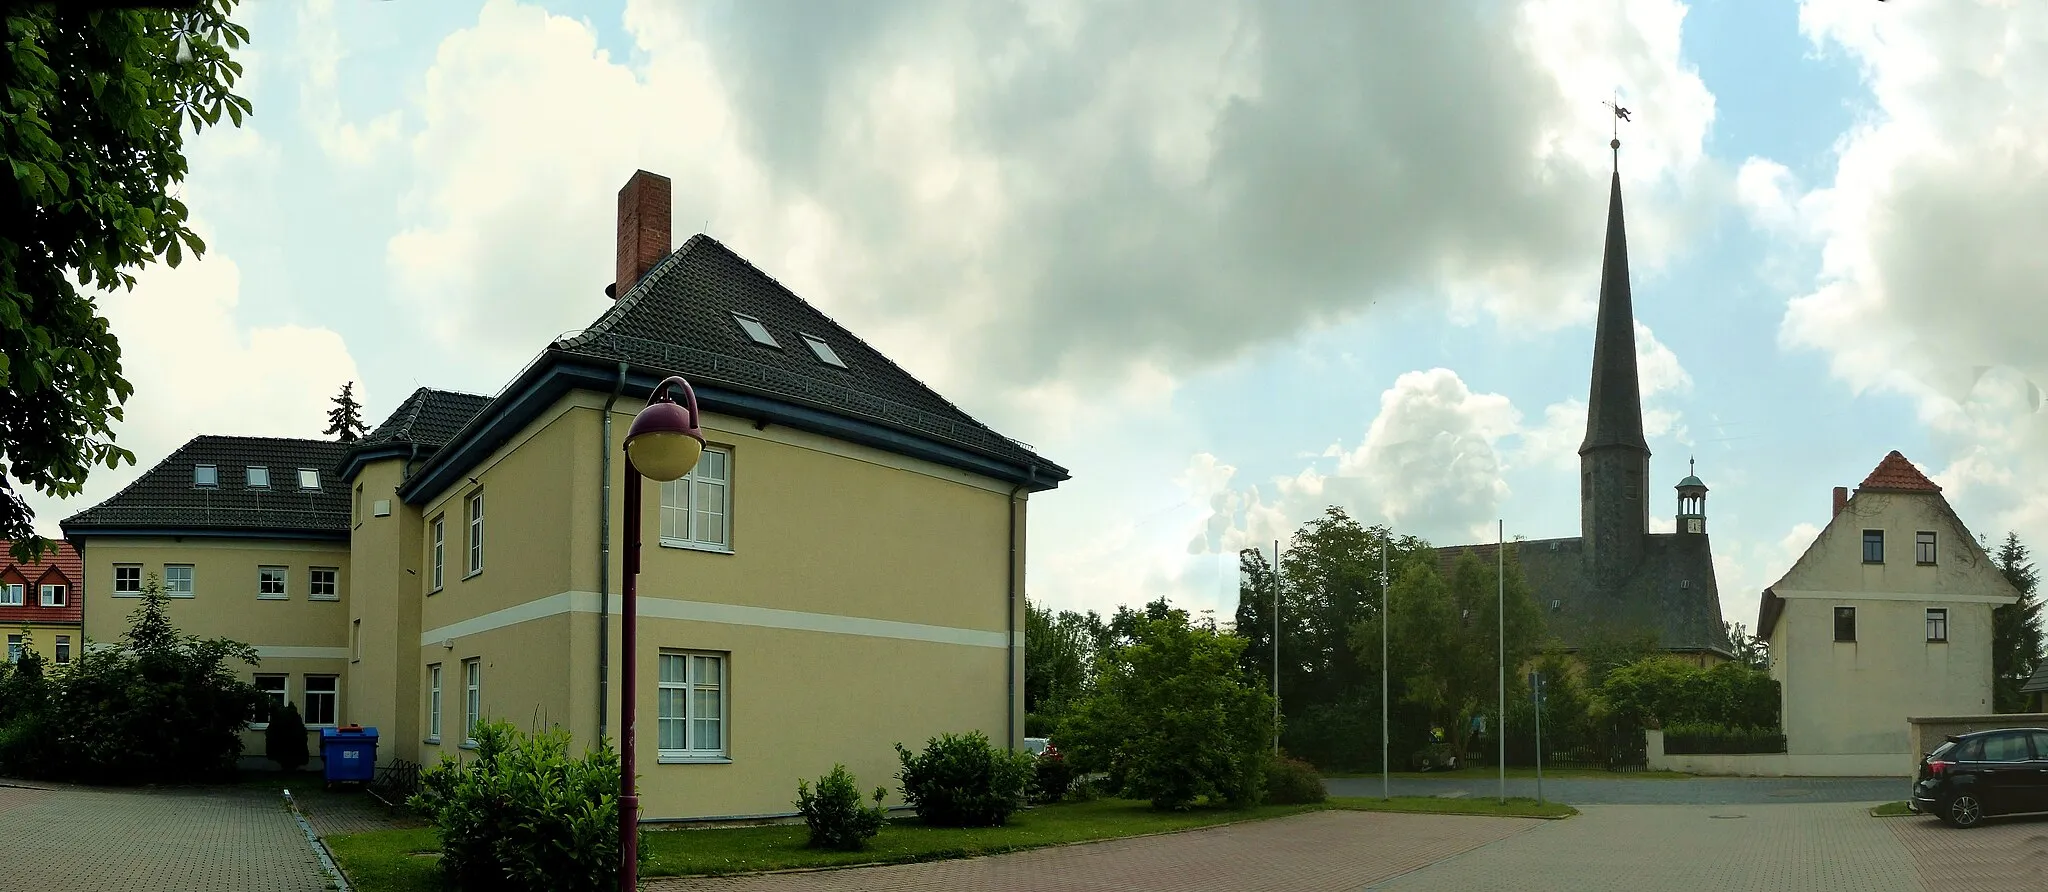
<box><xmin>0</xmin><ymin>540</ymin><xmax>85</xmax><ymax>626</ymax></box>
<box><xmin>1855</xmin><ymin>450</ymin><xmax>1942</xmax><ymax>494</ymax></box>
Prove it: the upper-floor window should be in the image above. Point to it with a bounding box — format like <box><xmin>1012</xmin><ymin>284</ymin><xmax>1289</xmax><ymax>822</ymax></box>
<box><xmin>246</xmin><ymin>466</ymin><xmax>270</xmax><ymax>488</ymax></box>
<box><xmin>1834</xmin><ymin>606</ymin><xmax>1857</xmax><ymax>642</ymax></box>
<box><xmin>0</xmin><ymin>584</ymin><xmax>22</xmax><ymax>607</ymax></box>
<box><xmin>1916</xmin><ymin>531</ymin><xmax>1936</xmax><ymax>565</ymax></box>
<box><xmin>54</xmin><ymin>635</ymin><xmax>70</xmax><ymax>665</ymax></box>
<box><xmin>114</xmin><ymin>565</ymin><xmax>142</xmax><ymax>594</ymax></box>
<box><xmin>299</xmin><ymin>468</ymin><xmax>320</xmax><ymax>489</ymax></box>
<box><xmin>39</xmin><ymin>584</ymin><xmax>65</xmax><ymax>607</ymax></box>
<box><xmin>194</xmin><ymin>464</ymin><xmax>218</xmax><ymax>487</ymax></box>
<box><xmin>354</xmin><ymin>484</ymin><xmax>364</xmax><ymax>526</ymax></box>
<box><xmin>258</xmin><ymin>566</ymin><xmax>288</xmax><ymax>600</ymax></box>
<box><xmin>431</xmin><ymin>515</ymin><xmax>446</xmax><ymax>591</ymax></box>
<box><xmin>6</xmin><ymin>634</ymin><xmax>21</xmax><ymax>663</ymax></box>
<box><xmin>310</xmin><ymin>567</ymin><xmax>339</xmax><ymax>601</ymax></box>
<box><xmin>467</xmin><ymin>492</ymin><xmax>485</xmax><ymax>575</ymax></box>
<box><xmin>801</xmin><ymin>333</ymin><xmax>846</xmax><ymax>368</ymax></box>
<box><xmin>165</xmin><ymin>564</ymin><xmax>196</xmax><ymax>597</ymax></box>
<box><xmin>1862</xmin><ymin>530</ymin><xmax>1884</xmax><ymax>564</ymax></box>
<box><xmin>1926</xmin><ymin>608</ymin><xmax>1948</xmax><ymax>642</ymax></box>
<box><xmin>660</xmin><ymin>446</ymin><xmax>731</xmax><ymax>551</ymax></box>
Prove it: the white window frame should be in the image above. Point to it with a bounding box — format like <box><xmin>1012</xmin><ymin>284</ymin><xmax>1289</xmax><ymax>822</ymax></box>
<box><xmin>165</xmin><ymin>565</ymin><xmax>196</xmax><ymax>598</ymax></box>
<box><xmin>298</xmin><ymin>468</ymin><xmax>320</xmax><ymax>490</ymax></box>
<box><xmin>246</xmin><ymin>466</ymin><xmax>270</xmax><ymax>488</ymax></box>
<box><xmin>656</xmin><ymin>651</ymin><xmax>730</xmax><ymax>763</ymax></box>
<box><xmin>113</xmin><ymin>564</ymin><xmax>142</xmax><ymax>595</ymax></box>
<box><xmin>5</xmin><ymin>634</ymin><xmax>20</xmax><ymax>663</ymax></box>
<box><xmin>466</xmin><ymin>492</ymin><xmax>484</xmax><ymax>577</ymax></box>
<box><xmin>257</xmin><ymin>566</ymin><xmax>289</xmax><ymax>600</ymax></box>
<box><xmin>54</xmin><ymin>635</ymin><xmax>70</xmax><ymax>665</ymax></box>
<box><xmin>659</xmin><ymin>446</ymin><xmax>732</xmax><ymax>553</ymax></box>
<box><xmin>431</xmin><ymin>515</ymin><xmax>445</xmax><ymax>591</ymax></box>
<box><xmin>39</xmin><ymin>583</ymin><xmax>66</xmax><ymax>607</ymax></box>
<box><xmin>309</xmin><ymin>567</ymin><xmax>339</xmax><ymax>601</ymax></box>
<box><xmin>427</xmin><ymin>664</ymin><xmax>443</xmax><ymax>743</ymax></box>
<box><xmin>252</xmin><ymin>674</ymin><xmax>289</xmax><ymax>729</ymax></box>
<box><xmin>0</xmin><ymin>583</ymin><xmax>22</xmax><ymax>607</ymax></box>
<box><xmin>303</xmin><ymin>674</ymin><xmax>339</xmax><ymax>728</ymax></box>
<box><xmin>463</xmin><ymin>658</ymin><xmax>482</xmax><ymax>746</ymax></box>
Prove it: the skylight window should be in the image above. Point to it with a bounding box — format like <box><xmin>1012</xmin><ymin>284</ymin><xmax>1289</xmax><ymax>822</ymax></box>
<box><xmin>732</xmin><ymin>313</ymin><xmax>780</xmax><ymax>348</ymax></box>
<box><xmin>194</xmin><ymin>464</ymin><xmax>218</xmax><ymax>488</ymax></box>
<box><xmin>247</xmin><ymin>466</ymin><xmax>270</xmax><ymax>488</ymax></box>
<box><xmin>299</xmin><ymin>469</ymin><xmax>320</xmax><ymax>489</ymax></box>
<box><xmin>801</xmin><ymin>334</ymin><xmax>846</xmax><ymax>368</ymax></box>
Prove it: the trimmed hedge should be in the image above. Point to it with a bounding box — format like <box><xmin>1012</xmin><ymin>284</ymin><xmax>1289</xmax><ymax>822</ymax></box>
<box><xmin>1661</xmin><ymin>723</ymin><xmax>1786</xmax><ymax>755</ymax></box>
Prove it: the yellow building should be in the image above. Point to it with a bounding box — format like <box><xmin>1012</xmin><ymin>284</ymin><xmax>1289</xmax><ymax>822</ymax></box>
<box><xmin>63</xmin><ymin>169</ymin><xmax>1068</xmax><ymax>820</ymax></box>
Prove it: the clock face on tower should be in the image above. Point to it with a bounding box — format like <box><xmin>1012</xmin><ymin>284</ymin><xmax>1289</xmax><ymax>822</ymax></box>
<box><xmin>1685</xmin><ymin>518</ymin><xmax>1703</xmax><ymax>534</ymax></box>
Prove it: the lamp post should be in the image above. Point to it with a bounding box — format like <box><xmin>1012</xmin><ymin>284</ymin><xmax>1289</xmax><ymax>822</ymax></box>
<box><xmin>619</xmin><ymin>376</ymin><xmax>708</xmax><ymax>892</ymax></box>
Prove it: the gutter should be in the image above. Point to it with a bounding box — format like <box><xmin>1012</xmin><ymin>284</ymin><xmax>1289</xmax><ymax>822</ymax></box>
<box><xmin>597</xmin><ymin>362</ymin><xmax>628</xmax><ymax>741</ymax></box>
<box><xmin>1006</xmin><ymin>465</ymin><xmax>1036</xmax><ymax>749</ymax></box>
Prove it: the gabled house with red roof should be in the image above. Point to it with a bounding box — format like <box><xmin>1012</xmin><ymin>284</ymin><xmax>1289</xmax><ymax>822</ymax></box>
<box><xmin>1757</xmin><ymin>451</ymin><xmax>2019</xmax><ymax>775</ymax></box>
<box><xmin>2</xmin><ymin>540</ymin><xmax>84</xmax><ymax>667</ymax></box>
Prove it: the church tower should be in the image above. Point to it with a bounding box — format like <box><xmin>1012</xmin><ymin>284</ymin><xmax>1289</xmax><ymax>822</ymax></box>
<box><xmin>1579</xmin><ymin>136</ymin><xmax>1652</xmax><ymax>587</ymax></box>
<box><xmin>1676</xmin><ymin>458</ymin><xmax>1708</xmax><ymax>535</ymax></box>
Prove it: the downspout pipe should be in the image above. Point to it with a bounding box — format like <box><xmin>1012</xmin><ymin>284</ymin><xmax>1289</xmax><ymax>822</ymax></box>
<box><xmin>598</xmin><ymin>362</ymin><xmax>628</xmax><ymax>741</ymax></box>
<box><xmin>1006</xmin><ymin>465</ymin><xmax>1036</xmax><ymax>750</ymax></box>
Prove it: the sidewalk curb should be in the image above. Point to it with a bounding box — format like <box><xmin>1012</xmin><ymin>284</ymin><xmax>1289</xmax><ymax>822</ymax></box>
<box><xmin>283</xmin><ymin>789</ymin><xmax>353</xmax><ymax>892</ymax></box>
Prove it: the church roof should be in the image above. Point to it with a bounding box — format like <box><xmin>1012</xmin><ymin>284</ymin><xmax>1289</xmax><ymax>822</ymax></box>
<box><xmin>1677</xmin><ymin>475</ymin><xmax>1705</xmax><ymax>489</ymax></box>
<box><xmin>1434</xmin><ymin>534</ymin><xmax>1731</xmax><ymax>657</ymax></box>
<box><xmin>1579</xmin><ymin>158</ymin><xmax>1649</xmax><ymax>455</ymax></box>
<box><xmin>1856</xmin><ymin>450</ymin><xmax>1942</xmax><ymax>494</ymax></box>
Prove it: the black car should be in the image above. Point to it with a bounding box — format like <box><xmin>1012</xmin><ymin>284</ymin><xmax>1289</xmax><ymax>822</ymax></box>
<box><xmin>1909</xmin><ymin>727</ymin><xmax>2048</xmax><ymax>827</ymax></box>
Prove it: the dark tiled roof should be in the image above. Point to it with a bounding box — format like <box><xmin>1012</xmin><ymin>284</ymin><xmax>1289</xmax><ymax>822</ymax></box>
<box><xmin>1581</xmin><ymin>169</ymin><xmax>1649</xmax><ymax>454</ymax></box>
<box><xmin>2022</xmin><ymin>662</ymin><xmax>2048</xmax><ymax>696</ymax></box>
<box><xmin>1435</xmin><ymin>533</ymin><xmax>1730</xmax><ymax>656</ymax></box>
<box><xmin>351</xmin><ymin>388</ymin><xmax>492</xmax><ymax>455</ymax></box>
<box><xmin>61</xmin><ymin>436</ymin><xmax>351</xmax><ymax>537</ymax></box>
<box><xmin>551</xmin><ymin>235</ymin><xmax>1066</xmax><ymax>479</ymax></box>
<box><xmin>0</xmin><ymin>539</ymin><xmax>84</xmax><ymax>625</ymax></box>
<box><xmin>1857</xmin><ymin>450</ymin><xmax>1941</xmax><ymax>493</ymax></box>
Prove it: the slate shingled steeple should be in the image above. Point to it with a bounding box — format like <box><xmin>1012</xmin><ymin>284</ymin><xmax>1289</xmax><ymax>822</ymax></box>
<box><xmin>1579</xmin><ymin>137</ymin><xmax>1652</xmax><ymax>586</ymax></box>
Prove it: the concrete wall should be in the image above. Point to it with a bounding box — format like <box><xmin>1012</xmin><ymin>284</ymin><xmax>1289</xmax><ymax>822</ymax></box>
<box><xmin>1645</xmin><ymin>731</ymin><xmax>1910</xmax><ymax>777</ymax></box>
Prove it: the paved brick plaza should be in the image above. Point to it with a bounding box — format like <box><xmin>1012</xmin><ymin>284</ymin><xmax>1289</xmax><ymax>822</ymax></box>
<box><xmin>0</xmin><ymin>782</ymin><xmax>331</xmax><ymax>892</ymax></box>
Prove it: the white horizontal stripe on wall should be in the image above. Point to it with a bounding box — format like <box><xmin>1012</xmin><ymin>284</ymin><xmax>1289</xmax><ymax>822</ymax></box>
<box><xmin>420</xmin><ymin>591</ymin><xmax>1007</xmax><ymax>650</ymax></box>
<box><xmin>1774</xmin><ymin>589</ymin><xmax>2016</xmax><ymax>605</ymax></box>
<box><xmin>252</xmin><ymin>646</ymin><xmax>351</xmax><ymax>660</ymax></box>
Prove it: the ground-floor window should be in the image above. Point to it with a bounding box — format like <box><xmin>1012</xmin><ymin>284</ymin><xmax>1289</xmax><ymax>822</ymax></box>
<box><xmin>427</xmin><ymin>663</ymin><xmax>443</xmax><ymax>742</ymax></box>
<box><xmin>463</xmin><ymin>658</ymin><xmax>481</xmax><ymax>745</ymax></box>
<box><xmin>658</xmin><ymin>651</ymin><xmax>727</xmax><ymax>761</ymax></box>
<box><xmin>304</xmin><ymin>674</ymin><xmax>339</xmax><ymax>726</ymax></box>
<box><xmin>254</xmin><ymin>674</ymin><xmax>289</xmax><ymax>726</ymax></box>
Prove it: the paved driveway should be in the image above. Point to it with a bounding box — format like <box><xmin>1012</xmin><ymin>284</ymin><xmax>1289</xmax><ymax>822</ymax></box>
<box><xmin>1325</xmin><ymin>774</ymin><xmax>1908</xmax><ymax>804</ymax></box>
<box><xmin>0</xmin><ymin>782</ymin><xmax>332</xmax><ymax>892</ymax></box>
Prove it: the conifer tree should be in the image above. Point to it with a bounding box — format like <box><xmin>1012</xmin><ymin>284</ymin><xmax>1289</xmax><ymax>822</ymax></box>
<box><xmin>325</xmin><ymin>382</ymin><xmax>366</xmax><ymax>442</ymax></box>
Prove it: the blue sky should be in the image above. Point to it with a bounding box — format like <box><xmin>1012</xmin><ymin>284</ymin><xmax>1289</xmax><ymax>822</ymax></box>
<box><xmin>32</xmin><ymin>0</ymin><xmax>2048</xmax><ymax>635</ymax></box>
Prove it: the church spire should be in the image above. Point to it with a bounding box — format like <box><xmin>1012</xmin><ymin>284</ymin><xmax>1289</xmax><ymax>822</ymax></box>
<box><xmin>1579</xmin><ymin>135</ymin><xmax>1649</xmax><ymax>455</ymax></box>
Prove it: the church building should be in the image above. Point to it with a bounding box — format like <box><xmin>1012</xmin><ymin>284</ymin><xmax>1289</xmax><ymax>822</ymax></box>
<box><xmin>1435</xmin><ymin>137</ymin><xmax>1732</xmax><ymax>663</ymax></box>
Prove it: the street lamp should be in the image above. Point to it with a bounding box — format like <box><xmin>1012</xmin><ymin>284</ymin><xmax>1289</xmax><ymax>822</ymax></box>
<box><xmin>619</xmin><ymin>375</ymin><xmax>707</xmax><ymax>892</ymax></box>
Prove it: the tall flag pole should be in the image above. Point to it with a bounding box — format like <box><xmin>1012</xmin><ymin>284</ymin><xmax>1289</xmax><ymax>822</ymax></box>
<box><xmin>1381</xmin><ymin>533</ymin><xmax>1390</xmax><ymax>801</ymax></box>
<box><xmin>1498</xmin><ymin>519</ymin><xmax>1506</xmax><ymax>806</ymax></box>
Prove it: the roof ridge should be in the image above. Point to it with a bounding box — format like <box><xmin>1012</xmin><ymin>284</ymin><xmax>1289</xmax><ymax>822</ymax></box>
<box><xmin>1855</xmin><ymin>449</ymin><xmax>1942</xmax><ymax>493</ymax></box>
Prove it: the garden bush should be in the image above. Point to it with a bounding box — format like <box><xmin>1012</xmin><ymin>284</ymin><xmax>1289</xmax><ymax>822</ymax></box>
<box><xmin>1262</xmin><ymin>756</ymin><xmax>1327</xmax><ymax>805</ymax></box>
<box><xmin>1029</xmin><ymin>743</ymin><xmax>1075</xmax><ymax>804</ymax></box>
<box><xmin>794</xmin><ymin>764</ymin><xmax>888</xmax><ymax>850</ymax></box>
<box><xmin>1661</xmin><ymin>723</ymin><xmax>1787</xmax><ymax>755</ymax></box>
<box><xmin>265</xmin><ymin>702</ymin><xmax>310</xmax><ymax>772</ymax></box>
<box><xmin>408</xmin><ymin>721</ymin><xmax>640</xmax><ymax>892</ymax></box>
<box><xmin>893</xmin><ymin>731</ymin><xmax>1034</xmax><ymax>827</ymax></box>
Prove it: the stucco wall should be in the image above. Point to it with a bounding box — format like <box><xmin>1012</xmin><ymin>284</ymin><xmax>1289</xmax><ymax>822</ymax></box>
<box><xmin>347</xmin><ymin>459</ymin><xmax>426</xmax><ymax>763</ymax></box>
<box><xmin>78</xmin><ymin>537</ymin><xmax>351</xmax><ymax>649</ymax></box>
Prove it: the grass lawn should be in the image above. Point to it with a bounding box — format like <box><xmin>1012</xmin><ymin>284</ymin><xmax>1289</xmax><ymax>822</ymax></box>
<box><xmin>1326</xmin><ymin>767</ymin><xmax>1692</xmax><ymax>781</ymax></box>
<box><xmin>328</xmin><ymin>796</ymin><xmax>1572</xmax><ymax>890</ymax></box>
<box><xmin>1869</xmin><ymin>800</ymin><xmax>1916</xmax><ymax>817</ymax></box>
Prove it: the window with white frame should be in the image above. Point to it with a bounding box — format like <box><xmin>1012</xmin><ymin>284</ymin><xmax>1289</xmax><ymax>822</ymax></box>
<box><xmin>659</xmin><ymin>447</ymin><xmax>731</xmax><ymax>550</ymax></box>
<box><xmin>463</xmin><ymin>658</ymin><xmax>481</xmax><ymax>744</ymax></box>
<box><xmin>0</xmin><ymin>583</ymin><xmax>22</xmax><ymax>607</ymax></box>
<box><xmin>657</xmin><ymin>652</ymin><xmax>727</xmax><ymax>761</ymax></box>
<box><xmin>165</xmin><ymin>565</ymin><xmax>195</xmax><ymax>597</ymax></box>
<box><xmin>5</xmin><ymin>634</ymin><xmax>20</xmax><ymax>663</ymax></box>
<box><xmin>309</xmin><ymin>567</ymin><xmax>339</xmax><ymax>601</ymax></box>
<box><xmin>39</xmin><ymin>583</ymin><xmax>66</xmax><ymax>607</ymax></box>
<box><xmin>246</xmin><ymin>466</ymin><xmax>270</xmax><ymax>488</ymax></box>
<box><xmin>427</xmin><ymin>664</ymin><xmax>443</xmax><ymax>741</ymax></box>
<box><xmin>431</xmin><ymin>515</ymin><xmax>445</xmax><ymax>590</ymax></box>
<box><xmin>254</xmin><ymin>674</ymin><xmax>288</xmax><ymax>725</ymax></box>
<box><xmin>304</xmin><ymin>675</ymin><xmax>338</xmax><ymax>726</ymax></box>
<box><xmin>114</xmin><ymin>565</ymin><xmax>142</xmax><ymax>595</ymax></box>
<box><xmin>54</xmin><ymin>635</ymin><xmax>70</xmax><ymax>665</ymax></box>
<box><xmin>298</xmin><ymin>468</ymin><xmax>320</xmax><ymax>489</ymax></box>
<box><xmin>466</xmin><ymin>492</ymin><xmax>484</xmax><ymax>575</ymax></box>
<box><xmin>258</xmin><ymin>566</ymin><xmax>288</xmax><ymax>599</ymax></box>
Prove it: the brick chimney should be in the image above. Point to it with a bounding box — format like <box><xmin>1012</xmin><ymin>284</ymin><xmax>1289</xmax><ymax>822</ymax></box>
<box><xmin>609</xmin><ymin>170</ymin><xmax>671</xmax><ymax>300</ymax></box>
<box><xmin>1832</xmin><ymin>486</ymin><xmax>1848</xmax><ymax>518</ymax></box>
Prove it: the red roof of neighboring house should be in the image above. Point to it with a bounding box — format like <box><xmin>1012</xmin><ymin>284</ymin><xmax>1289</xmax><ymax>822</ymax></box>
<box><xmin>1856</xmin><ymin>450</ymin><xmax>1943</xmax><ymax>494</ymax></box>
<box><xmin>0</xmin><ymin>540</ymin><xmax>85</xmax><ymax>626</ymax></box>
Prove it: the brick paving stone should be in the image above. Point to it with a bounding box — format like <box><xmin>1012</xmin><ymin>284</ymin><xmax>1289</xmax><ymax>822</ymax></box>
<box><xmin>0</xmin><ymin>785</ymin><xmax>332</xmax><ymax>892</ymax></box>
<box><xmin>289</xmin><ymin>786</ymin><xmax>425</xmax><ymax>838</ymax></box>
<box><xmin>644</xmin><ymin>810</ymin><xmax>1538</xmax><ymax>892</ymax></box>
<box><xmin>1887</xmin><ymin>813</ymin><xmax>2048</xmax><ymax>892</ymax></box>
<box><xmin>1375</xmin><ymin>804</ymin><xmax>1926</xmax><ymax>891</ymax></box>
<box><xmin>1325</xmin><ymin>775</ymin><xmax>1910</xmax><ymax>805</ymax></box>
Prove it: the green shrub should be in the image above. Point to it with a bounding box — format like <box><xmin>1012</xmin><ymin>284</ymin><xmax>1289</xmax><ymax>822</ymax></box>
<box><xmin>1662</xmin><ymin>723</ymin><xmax>1787</xmax><ymax>755</ymax></box>
<box><xmin>893</xmin><ymin>731</ymin><xmax>1034</xmax><ymax>827</ymax></box>
<box><xmin>1029</xmin><ymin>744</ymin><xmax>1075</xmax><ymax>804</ymax></box>
<box><xmin>1601</xmin><ymin>659</ymin><xmax>1780</xmax><ymax>730</ymax></box>
<box><xmin>408</xmin><ymin>721</ymin><xmax>640</xmax><ymax>892</ymax></box>
<box><xmin>265</xmin><ymin>702</ymin><xmax>310</xmax><ymax>772</ymax></box>
<box><xmin>1262</xmin><ymin>756</ymin><xmax>1327</xmax><ymax>805</ymax></box>
<box><xmin>794</xmin><ymin>764</ymin><xmax>888</xmax><ymax>850</ymax></box>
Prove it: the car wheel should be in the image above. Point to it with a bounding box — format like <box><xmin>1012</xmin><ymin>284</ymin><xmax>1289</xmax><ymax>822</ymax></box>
<box><xmin>1946</xmin><ymin>794</ymin><xmax>1984</xmax><ymax>828</ymax></box>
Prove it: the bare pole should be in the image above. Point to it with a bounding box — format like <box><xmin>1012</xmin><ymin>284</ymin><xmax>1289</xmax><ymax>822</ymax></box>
<box><xmin>1534</xmin><ymin>671</ymin><xmax>1545</xmax><ymax>805</ymax></box>
<box><xmin>1497</xmin><ymin>519</ymin><xmax>1506</xmax><ymax>806</ymax></box>
<box><xmin>1273</xmin><ymin>538</ymin><xmax>1282</xmax><ymax>755</ymax></box>
<box><xmin>1381</xmin><ymin>533</ymin><xmax>1390</xmax><ymax>801</ymax></box>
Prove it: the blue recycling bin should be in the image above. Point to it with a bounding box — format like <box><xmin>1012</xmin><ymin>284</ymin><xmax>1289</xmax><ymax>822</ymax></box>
<box><xmin>321</xmin><ymin>725</ymin><xmax>379</xmax><ymax>784</ymax></box>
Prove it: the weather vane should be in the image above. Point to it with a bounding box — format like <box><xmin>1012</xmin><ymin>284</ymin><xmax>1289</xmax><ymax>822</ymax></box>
<box><xmin>1602</xmin><ymin>93</ymin><xmax>1632</xmax><ymax>162</ymax></box>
